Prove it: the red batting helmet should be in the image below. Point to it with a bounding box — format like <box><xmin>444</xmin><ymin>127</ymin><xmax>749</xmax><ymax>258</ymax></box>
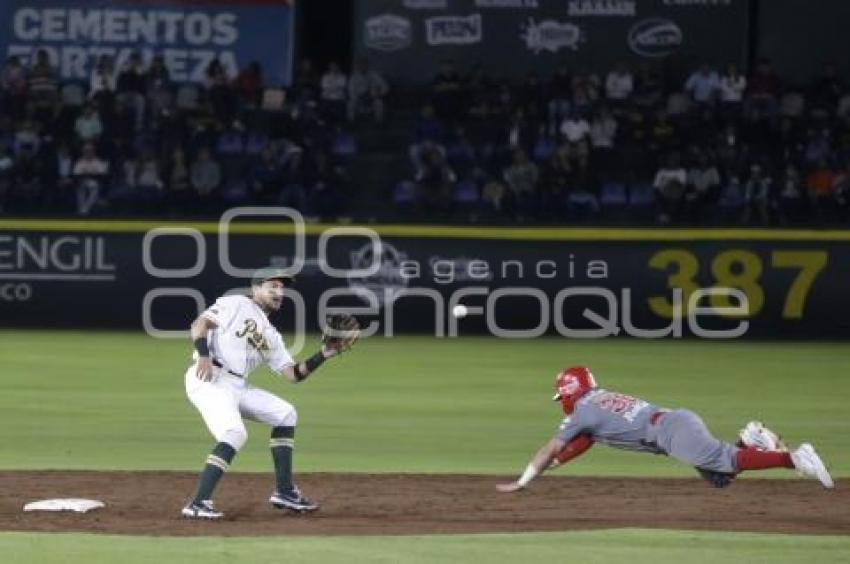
<box><xmin>553</xmin><ymin>366</ymin><xmax>597</xmax><ymax>414</ymax></box>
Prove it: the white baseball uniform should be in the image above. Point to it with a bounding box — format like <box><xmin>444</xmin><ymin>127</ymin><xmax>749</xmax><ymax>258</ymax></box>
<box><xmin>184</xmin><ymin>294</ymin><xmax>297</xmax><ymax>450</ymax></box>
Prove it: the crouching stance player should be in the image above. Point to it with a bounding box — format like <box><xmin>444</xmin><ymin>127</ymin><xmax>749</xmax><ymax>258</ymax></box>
<box><xmin>497</xmin><ymin>366</ymin><xmax>834</xmax><ymax>493</ymax></box>
<box><xmin>181</xmin><ymin>267</ymin><xmax>359</xmax><ymax>519</ymax></box>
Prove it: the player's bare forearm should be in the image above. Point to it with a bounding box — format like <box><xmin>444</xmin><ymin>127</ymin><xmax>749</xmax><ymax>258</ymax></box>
<box><xmin>496</xmin><ymin>436</ymin><xmax>566</xmax><ymax>493</ymax></box>
<box><xmin>279</xmin><ymin>345</ymin><xmax>338</xmax><ymax>383</ymax></box>
<box><xmin>190</xmin><ymin>316</ymin><xmax>217</xmax><ymax>381</ymax></box>
<box><xmin>190</xmin><ymin>315</ymin><xmax>216</xmax><ymax>340</ymax></box>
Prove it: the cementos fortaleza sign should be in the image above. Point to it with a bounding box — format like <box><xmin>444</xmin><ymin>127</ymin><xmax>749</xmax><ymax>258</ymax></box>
<box><xmin>0</xmin><ymin>0</ymin><xmax>295</xmax><ymax>85</ymax></box>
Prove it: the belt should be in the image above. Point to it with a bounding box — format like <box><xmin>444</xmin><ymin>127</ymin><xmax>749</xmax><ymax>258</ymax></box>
<box><xmin>649</xmin><ymin>411</ymin><xmax>667</xmax><ymax>425</ymax></box>
<box><xmin>211</xmin><ymin>358</ymin><xmax>243</xmax><ymax>378</ymax></box>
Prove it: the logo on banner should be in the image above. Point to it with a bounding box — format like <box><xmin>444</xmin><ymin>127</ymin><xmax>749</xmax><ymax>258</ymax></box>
<box><xmin>348</xmin><ymin>242</ymin><xmax>410</xmax><ymax>306</ymax></box>
<box><xmin>520</xmin><ymin>19</ymin><xmax>582</xmax><ymax>54</ymax></box>
<box><xmin>426</xmin><ymin>14</ymin><xmax>483</xmax><ymax>45</ymax></box>
<box><xmin>403</xmin><ymin>0</ymin><xmax>448</xmax><ymax>9</ymax></box>
<box><xmin>628</xmin><ymin>18</ymin><xmax>682</xmax><ymax>57</ymax></box>
<box><xmin>663</xmin><ymin>0</ymin><xmax>731</xmax><ymax>5</ymax></box>
<box><xmin>567</xmin><ymin>0</ymin><xmax>636</xmax><ymax>16</ymax></box>
<box><xmin>364</xmin><ymin>14</ymin><xmax>412</xmax><ymax>52</ymax></box>
<box><xmin>475</xmin><ymin>0</ymin><xmax>539</xmax><ymax>8</ymax></box>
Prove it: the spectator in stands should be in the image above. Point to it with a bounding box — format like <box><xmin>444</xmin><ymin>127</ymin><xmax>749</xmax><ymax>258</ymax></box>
<box><xmin>547</xmin><ymin>64</ymin><xmax>572</xmax><ymax>136</ymax></box>
<box><xmin>72</xmin><ymin>142</ymin><xmax>108</xmax><ymax>215</ymax></box>
<box><xmin>652</xmin><ymin>153</ymin><xmax>687</xmax><ymax>224</ymax></box>
<box><xmin>415</xmin><ymin>142</ymin><xmax>455</xmax><ymax>212</ymax></box>
<box><xmin>684</xmin><ymin>64</ymin><xmax>720</xmax><ymax>106</ymax></box>
<box><xmin>516</xmin><ymin>71</ymin><xmax>546</xmax><ymax>121</ymax></box>
<box><xmin>146</xmin><ymin>54</ymin><xmax>173</xmax><ymax>123</ymax></box>
<box><xmin>566</xmin><ymin>177</ymin><xmax>600</xmax><ymax>221</ymax></box>
<box><xmin>685</xmin><ymin>152</ymin><xmax>721</xmax><ymax>222</ymax></box>
<box><xmin>205</xmin><ymin>58</ymin><xmax>236</xmax><ymax>126</ymax></box>
<box><xmin>806</xmin><ymin>158</ymin><xmax>836</xmax><ymax>219</ymax></box>
<box><xmin>809</xmin><ymin>63</ymin><xmax>844</xmax><ymax>117</ymax></box>
<box><xmin>27</xmin><ymin>49</ymin><xmax>58</xmax><ymax>113</ymax></box>
<box><xmin>410</xmin><ymin>104</ymin><xmax>447</xmax><ymax>175</ymax></box>
<box><xmin>124</xmin><ymin>148</ymin><xmax>164</xmax><ymax>207</ymax></box>
<box><xmin>431</xmin><ymin>61</ymin><xmax>464</xmax><ymax>123</ymax></box>
<box><xmin>14</xmin><ymin>120</ymin><xmax>40</xmax><ymax>157</ymax></box>
<box><xmin>165</xmin><ymin>147</ymin><xmax>192</xmax><ymax>211</ymax></box>
<box><xmin>742</xmin><ymin>163</ymin><xmax>774</xmax><ymax>225</ymax></box>
<box><xmin>539</xmin><ymin>151</ymin><xmax>571</xmax><ymax>217</ymax></box>
<box><xmin>74</xmin><ymin>104</ymin><xmax>103</xmax><ymax>143</ymax></box>
<box><xmin>719</xmin><ymin>64</ymin><xmax>746</xmax><ymax>117</ymax></box>
<box><xmin>190</xmin><ymin>147</ymin><xmax>221</xmax><ymax>210</ymax></box>
<box><xmin>833</xmin><ymin>161</ymin><xmax>850</xmax><ymax>219</ymax></box>
<box><xmin>11</xmin><ymin>141</ymin><xmax>44</xmax><ymax>211</ymax></box>
<box><xmin>347</xmin><ymin>58</ymin><xmax>388</xmax><ymax>123</ymax></box>
<box><xmin>559</xmin><ymin>111</ymin><xmax>591</xmax><ymax>170</ymax></box>
<box><xmin>89</xmin><ymin>55</ymin><xmax>116</xmax><ymax>109</ymax></box>
<box><xmin>278</xmin><ymin>147</ymin><xmax>308</xmax><ymax>211</ymax></box>
<box><xmin>632</xmin><ymin>63</ymin><xmax>663</xmax><ymax>109</ymax></box>
<box><xmin>777</xmin><ymin>163</ymin><xmax>805</xmax><ymax>224</ymax></box>
<box><xmin>503</xmin><ymin>148</ymin><xmax>539</xmax><ymax>218</ymax></box>
<box><xmin>249</xmin><ymin>145</ymin><xmax>282</xmax><ymax>203</ymax></box>
<box><xmin>116</xmin><ymin>51</ymin><xmax>147</xmax><ymax>130</ymax></box>
<box><xmin>1</xmin><ymin>56</ymin><xmax>28</xmax><ymax>120</ymax></box>
<box><xmin>572</xmin><ymin>71</ymin><xmax>601</xmax><ymax>115</ymax></box>
<box><xmin>746</xmin><ymin>58</ymin><xmax>781</xmax><ymax>118</ymax></box>
<box><xmin>589</xmin><ymin>107</ymin><xmax>617</xmax><ymax>170</ymax></box>
<box><xmin>0</xmin><ymin>147</ymin><xmax>13</xmax><ymax>212</ymax></box>
<box><xmin>648</xmin><ymin>110</ymin><xmax>677</xmax><ymax>160</ymax></box>
<box><xmin>320</xmin><ymin>61</ymin><xmax>347</xmax><ymax>124</ymax></box>
<box><xmin>604</xmin><ymin>63</ymin><xmax>633</xmax><ymax>107</ymax></box>
<box><xmin>309</xmin><ymin>149</ymin><xmax>347</xmax><ymax>217</ymax></box>
<box><xmin>293</xmin><ymin>58</ymin><xmax>319</xmax><ymax>109</ymax></box>
<box><xmin>234</xmin><ymin>61</ymin><xmax>264</xmax><ymax>109</ymax></box>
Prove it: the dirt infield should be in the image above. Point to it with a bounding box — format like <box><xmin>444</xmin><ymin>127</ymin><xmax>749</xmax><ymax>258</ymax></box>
<box><xmin>0</xmin><ymin>471</ymin><xmax>847</xmax><ymax>536</ymax></box>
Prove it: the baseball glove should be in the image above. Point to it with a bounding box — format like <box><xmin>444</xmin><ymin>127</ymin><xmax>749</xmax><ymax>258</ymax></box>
<box><xmin>322</xmin><ymin>313</ymin><xmax>360</xmax><ymax>353</ymax></box>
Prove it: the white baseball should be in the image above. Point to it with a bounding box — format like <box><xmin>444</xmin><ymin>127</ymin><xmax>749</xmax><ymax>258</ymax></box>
<box><xmin>452</xmin><ymin>304</ymin><xmax>468</xmax><ymax>319</ymax></box>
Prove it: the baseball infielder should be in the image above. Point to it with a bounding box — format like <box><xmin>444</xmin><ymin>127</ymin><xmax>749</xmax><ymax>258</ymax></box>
<box><xmin>181</xmin><ymin>267</ymin><xmax>359</xmax><ymax>520</ymax></box>
<box><xmin>497</xmin><ymin>366</ymin><xmax>834</xmax><ymax>493</ymax></box>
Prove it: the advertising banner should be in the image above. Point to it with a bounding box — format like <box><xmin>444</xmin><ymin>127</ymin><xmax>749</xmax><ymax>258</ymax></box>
<box><xmin>1</xmin><ymin>221</ymin><xmax>847</xmax><ymax>340</ymax></box>
<box><xmin>353</xmin><ymin>0</ymin><xmax>749</xmax><ymax>84</ymax></box>
<box><xmin>0</xmin><ymin>0</ymin><xmax>295</xmax><ymax>85</ymax></box>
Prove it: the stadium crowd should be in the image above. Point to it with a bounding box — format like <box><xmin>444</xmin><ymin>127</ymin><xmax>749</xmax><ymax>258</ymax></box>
<box><xmin>400</xmin><ymin>59</ymin><xmax>850</xmax><ymax>225</ymax></box>
<box><xmin>1</xmin><ymin>50</ymin><xmax>849</xmax><ymax>225</ymax></box>
<box><xmin>0</xmin><ymin>51</ymin><xmax>388</xmax><ymax>219</ymax></box>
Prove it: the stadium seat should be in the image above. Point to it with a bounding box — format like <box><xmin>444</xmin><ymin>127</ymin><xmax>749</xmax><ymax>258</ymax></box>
<box><xmin>600</xmin><ymin>180</ymin><xmax>628</xmax><ymax>207</ymax></box>
<box><xmin>261</xmin><ymin>88</ymin><xmax>286</xmax><ymax>112</ymax></box>
<box><xmin>393</xmin><ymin>180</ymin><xmax>417</xmax><ymax>206</ymax></box>
<box><xmin>331</xmin><ymin>131</ymin><xmax>357</xmax><ymax>158</ymax></box>
<box><xmin>176</xmin><ymin>85</ymin><xmax>200</xmax><ymax>111</ymax></box>
<box><xmin>60</xmin><ymin>83</ymin><xmax>86</xmax><ymax>108</ymax></box>
<box><xmin>629</xmin><ymin>182</ymin><xmax>655</xmax><ymax>206</ymax></box>
<box><xmin>453</xmin><ymin>179</ymin><xmax>479</xmax><ymax>204</ymax></box>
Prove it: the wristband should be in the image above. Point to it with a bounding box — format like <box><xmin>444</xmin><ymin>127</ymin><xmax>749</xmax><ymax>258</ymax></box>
<box><xmin>294</xmin><ymin>351</ymin><xmax>327</xmax><ymax>382</ymax></box>
<box><xmin>194</xmin><ymin>337</ymin><xmax>210</xmax><ymax>357</ymax></box>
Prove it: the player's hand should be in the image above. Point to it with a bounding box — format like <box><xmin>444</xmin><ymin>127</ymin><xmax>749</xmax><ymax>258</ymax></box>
<box><xmin>496</xmin><ymin>481</ymin><xmax>524</xmax><ymax>493</ymax></box>
<box><xmin>195</xmin><ymin>357</ymin><xmax>214</xmax><ymax>382</ymax></box>
<box><xmin>320</xmin><ymin>344</ymin><xmax>339</xmax><ymax>359</ymax></box>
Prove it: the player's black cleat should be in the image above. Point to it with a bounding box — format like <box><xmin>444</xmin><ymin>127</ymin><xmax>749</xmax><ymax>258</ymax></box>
<box><xmin>269</xmin><ymin>486</ymin><xmax>319</xmax><ymax>512</ymax></box>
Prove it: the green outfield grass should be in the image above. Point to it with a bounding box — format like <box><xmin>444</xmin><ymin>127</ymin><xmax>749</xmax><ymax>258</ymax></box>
<box><xmin>1</xmin><ymin>331</ymin><xmax>847</xmax><ymax>476</ymax></box>
<box><xmin>2</xmin><ymin>530</ymin><xmax>850</xmax><ymax>564</ymax></box>
<box><xmin>1</xmin><ymin>331</ymin><xmax>848</xmax><ymax>563</ymax></box>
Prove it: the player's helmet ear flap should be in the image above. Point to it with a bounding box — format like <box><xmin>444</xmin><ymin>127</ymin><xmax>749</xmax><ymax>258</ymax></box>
<box><xmin>553</xmin><ymin>366</ymin><xmax>597</xmax><ymax>414</ymax></box>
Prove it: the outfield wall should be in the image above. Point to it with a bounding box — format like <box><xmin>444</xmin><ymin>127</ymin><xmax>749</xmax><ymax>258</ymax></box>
<box><xmin>0</xmin><ymin>220</ymin><xmax>848</xmax><ymax>338</ymax></box>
